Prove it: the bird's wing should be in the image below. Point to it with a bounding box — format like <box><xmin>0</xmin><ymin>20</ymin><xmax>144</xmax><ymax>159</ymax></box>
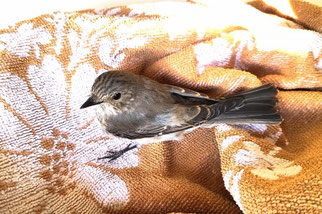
<box><xmin>170</xmin><ymin>86</ymin><xmax>211</xmax><ymax>99</ymax></box>
<box><xmin>169</xmin><ymin>85</ymin><xmax>246</xmax><ymax>123</ymax></box>
<box><xmin>116</xmin><ymin>124</ymin><xmax>190</xmax><ymax>139</ymax></box>
<box><xmin>169</xmin><ymin>86</ymin><xmax>218</xmax><ymax>105</ymax></box>
<box><xmin>116</xmin><ymin>100</ymin><xmax>243</xmax><ymax>140</ymax></box>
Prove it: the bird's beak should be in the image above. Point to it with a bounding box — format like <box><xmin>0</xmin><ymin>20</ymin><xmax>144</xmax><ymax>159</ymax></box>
<box><xmin>80</xmin><ymin>97</ymin><xmax>102</xmax><ymax>109</ymax></box>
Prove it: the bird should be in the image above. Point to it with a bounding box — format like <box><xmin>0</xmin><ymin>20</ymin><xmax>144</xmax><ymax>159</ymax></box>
<box><xmin>81</xmin><ymin>70</ymin><xmax>282</xmax><ymax>161</ymax></box>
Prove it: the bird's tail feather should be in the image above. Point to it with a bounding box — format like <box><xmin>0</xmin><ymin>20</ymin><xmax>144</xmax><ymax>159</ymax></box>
<box><xmin>212</xmin><ymin>84</ymin><xmax>282</xmax><ymax>124</ymax></box>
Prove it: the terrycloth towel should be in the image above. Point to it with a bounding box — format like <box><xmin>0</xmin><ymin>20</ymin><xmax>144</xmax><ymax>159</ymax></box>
<box><xmin>0</xmin><ymin>0</ymin><xmax>321</xmax><ymax>213</ymax></box>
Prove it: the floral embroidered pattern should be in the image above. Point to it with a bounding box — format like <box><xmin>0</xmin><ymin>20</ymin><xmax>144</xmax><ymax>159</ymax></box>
<box><xmin>0</xmin><ymin>52</ymin><xmax>137</xmax><ymax>212</ymax></box>
<box><xmin>0</xmin><ymin>23</ymin><xmax>52</xmax><ymax>59</ymax></box>
<box><xmin>235</xmin><ymin>141</ymin><xmax>302</xmax><ymax>180</ymax></box>
<box><xmin>0</xmin><ymin>1</ymin><xmax>321</xmax><ymax>213</ymax></box>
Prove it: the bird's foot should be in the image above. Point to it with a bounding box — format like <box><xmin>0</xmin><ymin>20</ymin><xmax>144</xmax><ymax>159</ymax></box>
<box><xmin>98</xmin><ymin>143</ymin><xmax>137</xmax><ymax>162</ymax></box>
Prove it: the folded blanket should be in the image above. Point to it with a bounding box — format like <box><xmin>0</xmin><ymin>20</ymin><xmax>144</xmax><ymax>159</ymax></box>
<box><xmin>0</xmin><ymin>0</ymin><xmax>321</xmax><ymax>213</ymax></box>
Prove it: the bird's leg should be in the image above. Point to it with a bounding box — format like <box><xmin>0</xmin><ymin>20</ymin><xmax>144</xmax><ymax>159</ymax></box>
<box><xmin>98</xmin><ymin>143</ymin><xmax>137</xmax><ymax>162</ymax></box>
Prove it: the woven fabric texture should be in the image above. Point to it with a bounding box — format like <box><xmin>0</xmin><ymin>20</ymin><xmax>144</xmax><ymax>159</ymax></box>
<box><xmin>0</xmin><ymin>0</ymin><xmax>321</xmax><ymax>213</ymax></box>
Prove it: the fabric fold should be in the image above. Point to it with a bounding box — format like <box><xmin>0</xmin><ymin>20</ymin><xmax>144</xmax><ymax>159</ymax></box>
<box><xmin>0</xmin><ymin>1</ymin><xmax>321</xmax><ymax>213</ymax></box>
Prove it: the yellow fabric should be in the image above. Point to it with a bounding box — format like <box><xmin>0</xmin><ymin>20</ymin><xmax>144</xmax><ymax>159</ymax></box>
<box><xmin>0</xmin><ymin>0</ymin><xmax>321</xmax><ymax>213</ymax></box>
<box><xmin>245</xmin><ymin>0</ymin><xmax>322</xmax><ymax>32</ymax></box>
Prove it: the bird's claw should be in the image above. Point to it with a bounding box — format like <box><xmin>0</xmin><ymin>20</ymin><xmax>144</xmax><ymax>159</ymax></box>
<box><xmin>98</xmin><ymin>144</ymin><xmax>137</xmax><ymax>162</ymax></box>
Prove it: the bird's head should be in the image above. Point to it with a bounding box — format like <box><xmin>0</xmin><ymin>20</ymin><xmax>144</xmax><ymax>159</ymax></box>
<box><xmin>80</xmin><ymin>71</ymin><xmax>137</xmax><ymax>111</ymax></box>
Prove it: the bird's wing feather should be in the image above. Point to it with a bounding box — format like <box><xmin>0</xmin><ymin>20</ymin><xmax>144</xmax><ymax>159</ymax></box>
<box><xmin>169</xmin><ymin>86</ymin><xmax>218</xmax><ymax>105</ymax></box>
<box><xmin>170</xmin><ymin>86</ymin><xmax>210</xmax><ymax>99</ymax></box>
<box><xmin>118</xmin><ymin>124</ymin><xmax>191</xmax><ymax>139</ymax></box>
<box><xmin>117</xmin><ymin>102</ymin><xmax>242</xmax><ymax>140</ymax></box>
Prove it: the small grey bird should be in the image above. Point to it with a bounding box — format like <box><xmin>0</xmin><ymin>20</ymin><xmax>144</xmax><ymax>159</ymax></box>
<box><xmin>81</xmin><ymin>70</ymin><xmax>282</xmax><ymax>161</ymax></box>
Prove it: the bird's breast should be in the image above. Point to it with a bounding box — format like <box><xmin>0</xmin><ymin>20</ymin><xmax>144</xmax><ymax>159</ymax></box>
<box><xmin>98</xmin><ymin>103</ymin><xmax>120</xmax><ymax>116</ymax></box>
<box><xmin>96</xmin><ymin>103</ymin><xmax>121</xmax><ymax>125</ymax></box>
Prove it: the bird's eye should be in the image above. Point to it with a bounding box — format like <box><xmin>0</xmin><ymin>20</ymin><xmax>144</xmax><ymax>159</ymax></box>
<box><xmin>112</xmin><ymin>93</ymin><xmax>121</xmax><ymax>100</ymax></box>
